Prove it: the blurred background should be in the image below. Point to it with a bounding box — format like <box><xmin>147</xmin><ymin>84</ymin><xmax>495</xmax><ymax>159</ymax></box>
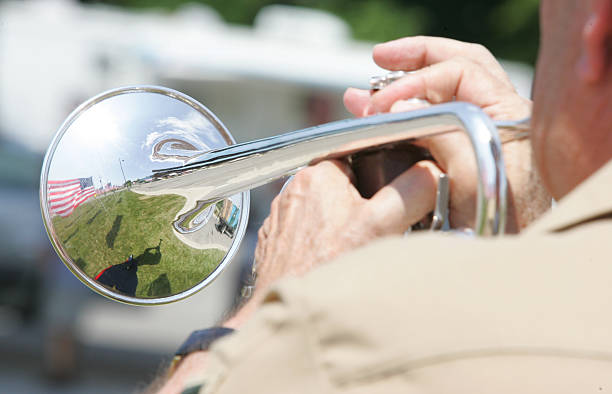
<box><xmin>0</xmin><ymin>0</ymin><xmax>538</xmax><ymax>392</ymax></box>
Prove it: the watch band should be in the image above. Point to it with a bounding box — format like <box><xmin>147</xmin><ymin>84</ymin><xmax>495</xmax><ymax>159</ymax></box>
<box><xmin>168</xmin><ymin>327</ymin><xmax>235</xmax><ymax>376</ymax></box>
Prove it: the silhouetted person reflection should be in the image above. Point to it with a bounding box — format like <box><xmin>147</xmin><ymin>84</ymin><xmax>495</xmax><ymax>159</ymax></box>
<box><xmin>94</xmin><ymin>240</ymin><xmax>163</xmax><ymax>297</ymax></box>
<box><xmin>137</xmin><ymin>239</ymin><xmax>162</xmax><ymax>267</ymax></box>
<box><xmin>126</xmin><ymin>254</ymin><xmax>136</xmax><ymax>270</ymax></box>
<box><xmin>95</xmin><ymin>255</ymin><xmax>139</xmax><ymax>296</ymax></box>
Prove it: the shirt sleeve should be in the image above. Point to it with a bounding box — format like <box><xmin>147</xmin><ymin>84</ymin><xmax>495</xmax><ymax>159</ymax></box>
<box><xmin>193</xmin><ymin>224</ymin><xmax>612</xmax><ymax>393</ymax></box>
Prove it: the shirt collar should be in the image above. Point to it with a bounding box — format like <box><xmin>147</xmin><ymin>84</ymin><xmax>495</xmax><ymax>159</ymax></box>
<box><xmin>526</xmin><ymin>159</ymin><xmax>612</xmax><ymax>234</ymax></box>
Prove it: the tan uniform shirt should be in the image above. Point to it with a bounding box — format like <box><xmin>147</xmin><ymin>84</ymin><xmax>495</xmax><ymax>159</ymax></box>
<box><xmin>193</xmin><ymin>160</ymin><xmax>612</xmax><ymax>394</ymax></box>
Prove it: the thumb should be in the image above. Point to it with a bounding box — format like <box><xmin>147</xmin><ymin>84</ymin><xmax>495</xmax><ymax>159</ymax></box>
<box><xmin>366</xmin><ymin>160</ymin><xmax>441</xmax><ymax>234</ymax></box>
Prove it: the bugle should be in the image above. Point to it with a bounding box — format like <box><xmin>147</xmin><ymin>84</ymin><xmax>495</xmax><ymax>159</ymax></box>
<box><xmin>40</xmin><ymin>85</ymin><xmax>527</xmax><ymax>305</ymax></box>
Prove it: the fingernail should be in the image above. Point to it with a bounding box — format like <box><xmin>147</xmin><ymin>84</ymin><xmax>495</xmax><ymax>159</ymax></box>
<box><xmin>390</xmin><ymin>98</ymin><xmax>431</xmax><ymax>113</ymax></box>
<box><xmin>406</xmin><ymin>98</ymin><xmax>430</xmax><ymax>105</ymax></box>
<box><xmin>363</xmin><ymin>104</ymin><xmax>376</xmax><ymax>116</ymax></box>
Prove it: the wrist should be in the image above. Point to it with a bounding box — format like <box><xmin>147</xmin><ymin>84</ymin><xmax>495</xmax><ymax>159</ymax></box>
<box><xmin>165</xmin><ymin>326</ymin><xmax>235</xmax><ymax>385</ymax></box>
<box><xmin>223</xmin><ymin>298</ymin><xmax>256</xmax><ymax>329</ymax></box>
<box><xmin>223</xmin><ymin>284</ymin><xmax>270</xmax><ymax>329</ymax></box>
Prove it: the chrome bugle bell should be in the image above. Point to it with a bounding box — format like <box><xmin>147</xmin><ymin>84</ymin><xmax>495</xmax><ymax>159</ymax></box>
<box><xmin>39</xmin><ymin>84</ymin><xmax>527</xmax><ymax>305</ymax></box>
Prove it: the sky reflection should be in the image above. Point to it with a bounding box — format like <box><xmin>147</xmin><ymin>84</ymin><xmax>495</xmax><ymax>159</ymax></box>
<box><xmin>48</xmin><ymin>91</ymin><xmax>229</xmax><ymax>188</ymax></box>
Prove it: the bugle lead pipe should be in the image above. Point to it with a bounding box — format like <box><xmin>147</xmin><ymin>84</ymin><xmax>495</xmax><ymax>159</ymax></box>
<box><xmin>147</xmin><ymin>102</ymin><xmax>511</xmax><ymax>236</ymax></box>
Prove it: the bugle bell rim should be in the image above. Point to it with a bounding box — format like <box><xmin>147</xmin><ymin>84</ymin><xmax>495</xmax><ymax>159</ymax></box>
<box><xmin>40</xmin><ymin>85</ymin><xmax>251</xmax><ymax>306</ymax></box>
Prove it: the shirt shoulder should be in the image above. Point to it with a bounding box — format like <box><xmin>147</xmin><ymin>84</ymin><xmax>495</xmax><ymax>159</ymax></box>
<box><xmin>200</xmin><ymin>225</ymin><xmax>612</xmax><ymax>393</ymax></box>
<box><xmin>198</xmin><ymin>160</ymin><xmax>612</xmax><ymax>393</ymax></box>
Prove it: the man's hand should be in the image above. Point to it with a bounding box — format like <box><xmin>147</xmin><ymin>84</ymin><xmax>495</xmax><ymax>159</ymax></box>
<box><xmin>249</xmin><ymin>36</ymin><xmax>550</xmax><ymax>311</ymax></box>
<box><xmin>345</xmin><ymin>36</ymin><xmax>550</xmax><ymax>231</ymax></box>
<box><xmin>344</xmin><ymin>36</ymin><xmax>530</xmax><ymax>119</ymax></box>
<box><xmin>251</xmin><ymin>159</ymin><xmax>440</xmax><ymax>301</ymax></box>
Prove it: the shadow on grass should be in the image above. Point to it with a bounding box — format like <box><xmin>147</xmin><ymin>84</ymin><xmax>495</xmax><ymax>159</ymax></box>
<box><xmin>86</xmin><ymin>209</ymin><xmax>102</xmax><ymax>225</ymax></box>
<box><xmin>105</xmin><ymin>215</ymin><xmax>123</xmax><ymax>249</ymax></box>
<box><xmin>63</xmin><ymin>228</ymin><xmax>79</xmax><ymax>244</ymax></box>
<box><xmin>137</xmin><ymin>239</ymin><xmax>163</xmax><ymax>267</ymax></box>
<box><xmin>75</xmin><ymin>257</ymin><xmax>87</xmax><ymax>271</ymax></box>
<box><xmin>147</xmin><ymin>273</ymin><xmax>171</xmax><ymax>297</ymax></box>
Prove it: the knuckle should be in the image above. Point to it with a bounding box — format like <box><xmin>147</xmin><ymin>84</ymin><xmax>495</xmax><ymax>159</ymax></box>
<box><xmin>364</xmin><ymin>208</ymin><xmax>387</xmax><ymax>236</ymax></box>
<box><xmin>257</xmin><ymin>217</ymin><xmax>270</xmax><ymax>239</ymax></box>
<box><xmin>294</xmin><ymin>163</ymin><xmax>329</xmax><ymax>187</ymax></box>
<box><xmin>270</xmin><ymin>195</ymin><xmax>280</xmax><ymax>211</ymax></box>
<box><xmin>469</xmin><ymin>42</ymin><xmax>492</xmax><ymax>57</ymax></box>
<box><xmin>293</xmin><ymin>167</ymin><xmax>314</xmax><ymax>184</ymax></box>
<box><xmin>448</xmin><ymin>56</ymin><xmax>483</xmax><ymax>78</ymax></box>
<box><xmin>315</xmin><ymin>160</ymin><xmax>335</xmax><ymax>171</ymax></box>
<box><xmin>411</xmin><ymin>35</ymin><xmax>428</xmax><ymax>47</ymax></box>
<box><xmin>278</xmin><ymin>192</ymin><xmax>293</xmax><ymax>210</ymax></box>
<box><xmin>449</xmin><ymin>56</ymin><xmax>473</xmax><ymax>67</ymax></box>
<box><xmin>257</xmin><ymin>226</ymin><xmax>266</xmax><ymax>240</ymax></box>
<box><xmin>411</xmin><ymin>35</ymin><xmax>427</xmax><ymax>50</ymax></box>
<box><xmin>322</xmin><ymin>160</ymin><xmax>352</xmax><ymax>183</ymax></box>
<box><xmin>254</xmin><ymin>245</ymin><xmax>264</xmax><ymax>264</ymax></box>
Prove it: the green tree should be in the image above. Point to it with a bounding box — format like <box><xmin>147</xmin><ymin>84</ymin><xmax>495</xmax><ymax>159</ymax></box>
<box><xmin>81</xmin><ymin>0</ymin><xmax>540</xmax><ymax>64</ymax></box>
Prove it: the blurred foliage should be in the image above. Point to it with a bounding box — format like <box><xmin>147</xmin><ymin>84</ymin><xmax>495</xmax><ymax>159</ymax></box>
<box><xmin>81</xmin><ymin>0</ymin><xmax>540</xmax><ymax>64</ymax></box>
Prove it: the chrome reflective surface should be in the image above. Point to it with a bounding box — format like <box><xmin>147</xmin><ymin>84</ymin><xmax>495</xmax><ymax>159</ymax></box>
<box><xmin>40</xmin><ymin>86</ymin><xmax>249</xmax><ymax>305</ymax></box>
<box><xmin>174</xmin><ymin>101</ymin><xmax>508</xmax><ymax>236</ymax></box>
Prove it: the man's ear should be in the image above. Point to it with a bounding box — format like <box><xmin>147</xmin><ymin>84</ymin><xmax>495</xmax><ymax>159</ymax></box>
<box><xmin>579</xmin><ymin>0</ymin><xmax>612</xmax><ymax>83</ymax></box>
